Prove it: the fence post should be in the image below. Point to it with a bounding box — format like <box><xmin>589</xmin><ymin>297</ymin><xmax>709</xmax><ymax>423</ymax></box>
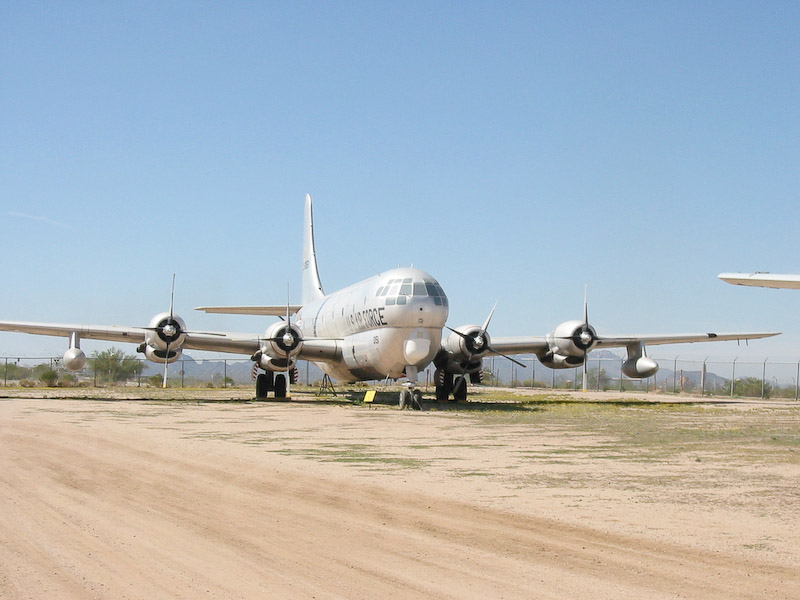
<box><xmin>181</xmin><ymin>360</ymin><xmax>185</xmax><ymax>388</ymax></box>
<box><xmin>796</xmin><ymin>361</ymin><xmax>799</xmax><ymax>401</ymax></box>
<box><xmin>672</xmin><ymin>357</ymin><xmax>677</xmax><ymax>393</ymax></box>
<box><xmin>701</xmin><ymin>360</ymin><xmax>707</xmax><ymax>396</ymax></box>
<box><xmin>761</xmin><ymin>358</ymin><xmax>768</xmax><ymax>398</ymax></box>
<box><xmin>4</xmin><ymin>358</ymin><xmax>7</xmax><ymax>386</ymax></box>
<box><xmin>224</xmin><ymin>360</ymin><xmax>227</xmax><ymax>388</ymax></box>
<box><xmin>731</xmin><ymin>357</ymin><xmax>737</xmax><ymax>397</ymax></box>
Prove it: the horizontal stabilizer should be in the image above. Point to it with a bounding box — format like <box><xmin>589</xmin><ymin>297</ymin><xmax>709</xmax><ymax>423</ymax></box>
<box><xmin>195</xmin><ymin>305</ymin><xmax>302</xmax><ymax>316</ymax></box>
<box><xmin>718</xmin><ymin>272</ymin><xmax>800</xmax><ymax>290</ymax></box>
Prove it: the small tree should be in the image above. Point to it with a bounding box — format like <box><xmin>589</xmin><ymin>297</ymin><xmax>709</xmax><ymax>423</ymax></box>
<box><xmin>39</xmin><ymin>368</ymin><xmax>59</xmax><ymax>387</ymax></box>
<box><xmin>90</xmin><ymin>347</ymin><xmax>145</xmax><ymax>384</ymax></box>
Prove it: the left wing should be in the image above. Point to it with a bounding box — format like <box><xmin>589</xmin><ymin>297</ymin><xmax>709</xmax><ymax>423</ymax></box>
<box><xmin>488</xmin><ymin>331</ymin><xmax>778</xmax><ymax>356</ymax></box>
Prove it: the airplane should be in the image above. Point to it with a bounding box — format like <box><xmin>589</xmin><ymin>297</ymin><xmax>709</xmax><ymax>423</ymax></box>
<box><xmin>0</xmin><ymin>195</ymin><xmax>779</xmax><ymax>406</ymax></box>
<box><xmin>718</xmin><ymin>272</ymin><xmax>800</xmax><ymax>290</ymax></box>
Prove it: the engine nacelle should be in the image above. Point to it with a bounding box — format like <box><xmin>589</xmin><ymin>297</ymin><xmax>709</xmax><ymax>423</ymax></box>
<box><xmin>442</xmin><ymin>325</ymin><xmax>491</xmax><ymax>359</ymax></box>
<box><xmin>145</xmin><ymin>311</ymin><xmax>187</xmax><ymax>352</ymax></box>
<box><xmin>263</xmin><ymin>321</ymin><xmax>303</xmax><ymax>358</ymax></box>
<box><xmin>538</xmin><ymin>351</ymin><xmax>586</xmax><ymax>370</ymax></box>
<box><xmin>621</xmin><ymin>356</ymin><xmax>659</xmax><ymax>379</ymax></box>
<box><xmin>255</xmin><ymin>353</ymin><xmax>297</xmax><ymax>372</ymax></box>
<box><xmin>62</xmin><ymin>347</ymin><xmax>86</xmax><ymax>371</ymax></box>
<box><xmin>548</xmin><ymin>320</ymin><xmax>598</xmax><ymax>357</ymax></box>
<box><xmin>142</xmin><ymin>344</ymin><xmax>183</xmax><ymax>364</ymax></box>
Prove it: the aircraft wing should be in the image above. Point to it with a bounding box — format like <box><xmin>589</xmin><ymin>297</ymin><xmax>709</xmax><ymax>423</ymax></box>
<box><xmin>488</xmin><ymin>331</ymin><xmax>778</xmax><ymax>356</ymax></box>
<box><xmin>0</xmin><ymin>320</ymin><xmax>262</xmax><ymax>355</ymax></box>
<box><xmin>195</xmin><ymin>305</ymin><xmax>303</xmax><ymax>316</ymax></box>
<box><xmin>718</xmin><ymin>272</ymin><xmax>800</xmax><ymax>290</ymax></box>
<box><xmin>593</xmin><ymin>331</ymin><xmax>779</xmax><ymax>347</ymax></box>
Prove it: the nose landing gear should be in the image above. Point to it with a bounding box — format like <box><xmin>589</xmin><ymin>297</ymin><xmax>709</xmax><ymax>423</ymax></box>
<box><xmin>398</xmin><ymin>365</ymin><xmax>423</xmax><ymax>410</ymax></box>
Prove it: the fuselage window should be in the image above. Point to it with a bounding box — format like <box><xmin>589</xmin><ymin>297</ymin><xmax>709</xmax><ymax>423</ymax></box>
<box><xmin>413</xmin><ymin>282</ymin><xmax>426</xmax><ymax>296</ymax></box>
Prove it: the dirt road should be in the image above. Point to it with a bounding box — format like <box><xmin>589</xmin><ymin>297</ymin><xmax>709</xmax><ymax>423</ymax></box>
<box><xmin>1</xmin><ymin>392</ymin><xmax>798</xmax><ymax>599</ymax></box>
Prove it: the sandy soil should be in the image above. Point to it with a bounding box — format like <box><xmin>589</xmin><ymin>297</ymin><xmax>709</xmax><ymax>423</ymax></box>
<box><xmin>0</xmin><ymin>388</ymin><xmax>798</xmax><ymax>599</ymax></box>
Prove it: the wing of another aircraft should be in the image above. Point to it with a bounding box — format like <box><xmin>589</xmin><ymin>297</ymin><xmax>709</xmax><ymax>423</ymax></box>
<box><xmin>718</xmin><ymin>272</ymin><xmax>800</xmax><ymax>290</ymax></box>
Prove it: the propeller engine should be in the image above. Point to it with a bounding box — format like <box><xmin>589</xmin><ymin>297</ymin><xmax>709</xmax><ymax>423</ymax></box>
<box><xmin>434</xmin><ymin>304</ymin><xmax>526</xmax><ymax>399</ymax></box>
<box><xmin>545</xmin><ymin>319</ymin><xmax>598</xmax><ymax>360</ymax></box>
<box><xmin>254</xmin><ymin>320</ymin><xmax>304</xmax><ymax>371</ymax></box>
<box><xmin>539</xmin><ymin>287</ymin><xmax>597</xmax><ymax>391</ymax></box>
<box><xmin>143</xmin><ymin>311</ymin><xmax>188</xmax><ymax>359</ymax></box>
<box><xmin>440</xmin><ymin>324</ymin><xmax>492</xmax><ymax>372</ymax></box>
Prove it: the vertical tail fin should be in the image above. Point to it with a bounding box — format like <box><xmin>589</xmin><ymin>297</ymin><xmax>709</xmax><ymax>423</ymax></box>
<box><xmin>302</xmin><ymin>194</ymin><xmax>325</xmax><ymax>304</ymax></box>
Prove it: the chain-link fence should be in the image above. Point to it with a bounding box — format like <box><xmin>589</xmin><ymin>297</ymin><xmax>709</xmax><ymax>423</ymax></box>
<box><xmin>488</xmin><ymin>355</ymin><xmax>800</xmax><ymax>399</ymax></box>
<box><xmin>2</xmin><ymin>354</ymin><xmax>798</xmax><ymax>399</ymax></box>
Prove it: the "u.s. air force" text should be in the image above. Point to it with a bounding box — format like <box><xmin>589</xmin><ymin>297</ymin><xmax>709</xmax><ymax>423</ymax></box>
<box><xmin>347</xmin><ymin>307</ymin><xmax>387</xmax><ymax>329</ymax></box>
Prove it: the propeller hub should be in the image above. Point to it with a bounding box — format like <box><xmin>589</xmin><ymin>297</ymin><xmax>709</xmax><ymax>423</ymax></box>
<box><xmin>282</xmin><ymin>331</ymin><xmax>295</xmax><ymax>347</ymax></box>
<box><xmin>579</xmin><ymin>330</ymin><xmax>593</xmax><ymax>346</ymax></box>
<box><xmin>163</xmin><ymin>323</ymin><xmax>178</xmax><ymax>338</ymax></box>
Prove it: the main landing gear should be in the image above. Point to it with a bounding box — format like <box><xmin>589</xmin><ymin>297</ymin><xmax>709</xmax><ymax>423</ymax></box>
<box><xmin>255</xmin><ymin>369</ymin><xmax>294</xmax><ymax>400</ymax></box>
<box><xmin>434</xmin><ymin>369</ymin><xmax>477</xmax><ymax>402</ymax></box>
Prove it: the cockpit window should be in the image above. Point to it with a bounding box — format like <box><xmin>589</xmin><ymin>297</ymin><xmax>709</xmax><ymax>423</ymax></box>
<box><xmin>399</xmin><ymin>283</ymin><xmax>412</xmax><ymax>296</ymax></box>
<box><xmin>413</xmin><ymin>282</ymin><xmax>426</xmax><ymax>296</ymax></box>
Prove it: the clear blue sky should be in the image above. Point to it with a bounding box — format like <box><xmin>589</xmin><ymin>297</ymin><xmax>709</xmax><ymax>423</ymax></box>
<box><xmin>2</xmin><ymin>2</ymin><xmax>799</xmax><ymax>363</ymax></box>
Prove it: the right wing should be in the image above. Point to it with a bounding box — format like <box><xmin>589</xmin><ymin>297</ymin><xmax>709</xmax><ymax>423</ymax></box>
<box><xmin>718</xmin><ymin>272</ymin><xmax>800</xmax><ymax>290</ymax></box>
<box><xmin>0</xmin><ymin>320</ymin><xmax>262</xmax><ymax>355</ymax></box>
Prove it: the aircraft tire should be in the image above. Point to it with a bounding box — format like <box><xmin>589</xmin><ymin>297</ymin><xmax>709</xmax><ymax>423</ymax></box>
<box><xmin>255</xmin><ymin>373</ymin><xmax>269</xmax><ymax>399</ymax></box>
<box><xmin>435</xmin><ymin>370</ymin><xmax>453</xmax><ymax>402</ymax></box>
<box><xmin>274</xmin><ymin>373</ymin><xmax>287</xmax><ymax>399</ymax></box>
<box><xmin>399</xmin><ymin>389</ymin><xmax>411</xmax><ymax>409</ymax></box>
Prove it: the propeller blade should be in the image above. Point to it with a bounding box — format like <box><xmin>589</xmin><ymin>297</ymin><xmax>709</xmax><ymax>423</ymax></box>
<box><xmin>169</xmin><ymin>274</ymin><xmax>176</xmax><ymax>320</ymax></box>
<box><xmin>482</xmin><ymin>301</ymin><xmax>498</xmax><ymax>332</ymax></box>
<box><xmin>487</xmin><ymin>345</ymin><xmax>527</xmax><ymax>368</ymax></box>
<box><xmin>286</xmin><ymin>285</ymin><xmax>291</xmax><ymax>399</ymax></box>
<box><xmin>583</xmin><ymin>283</ymin><xmax>588</xmax><ymax>327</ymax></box>
<box><xmin>162</xmin><ymin>341</ymin><xmax>170</xmax><ymax>389</ymax></box>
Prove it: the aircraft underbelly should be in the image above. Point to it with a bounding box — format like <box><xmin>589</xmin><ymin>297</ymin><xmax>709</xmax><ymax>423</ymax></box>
<box><xmin>323</xmin><ymin>326</ymin><xmax>441</xmax><ymax>382</ymax></box>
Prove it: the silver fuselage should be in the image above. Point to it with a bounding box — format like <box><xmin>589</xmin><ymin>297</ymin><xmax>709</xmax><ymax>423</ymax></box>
<box><xmin>296</xmin><ymin>267</ymin><xmax>448</xmax><ymax>381</ymax></box>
